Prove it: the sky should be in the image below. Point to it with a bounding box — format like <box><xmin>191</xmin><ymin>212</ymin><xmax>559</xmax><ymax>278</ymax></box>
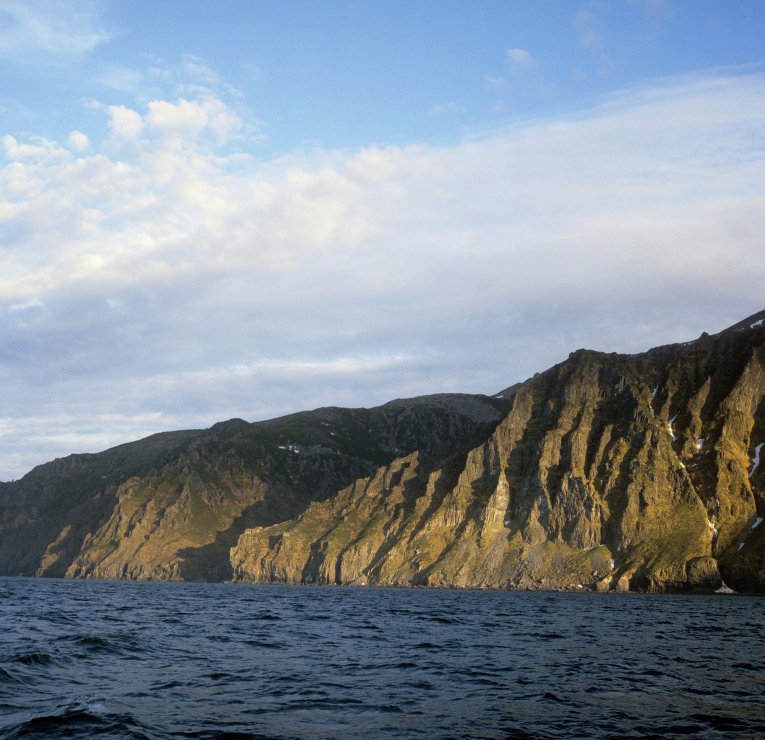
<box><xmin>1</xmin><ymin>1</ymin><xmax>764</xmax><ymax>480</ymax></box>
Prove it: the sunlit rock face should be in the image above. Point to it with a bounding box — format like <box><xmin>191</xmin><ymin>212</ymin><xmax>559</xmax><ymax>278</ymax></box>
<box><xmin>230</xmin><ymin>311</ymin><xmax>765</xmax><ymax>593</ymax></box>
<box><xmin>0</xmin><ymin>396</ymin><xmax>508</xmax><ymax>583</ymax></box>
<box><xmin>2</xmin><ymin>310</ymin><xmax>764</xmax><ymax>592</ymax></box>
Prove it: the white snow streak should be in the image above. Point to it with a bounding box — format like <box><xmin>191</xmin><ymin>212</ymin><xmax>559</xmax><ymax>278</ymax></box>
<box><xmin>668</xmin><ymin>414</ymin><xmax>677</xmax><ymax>441</ymax></box>
<box><xmin>735</xmin><ymin>516</ymin><xmax>763</xmax><ymax>553</ymax></box>
<box><xmin>750</xmin><ymin>442</ymin><xmax>763</xmax><ymax>477</ymax></box>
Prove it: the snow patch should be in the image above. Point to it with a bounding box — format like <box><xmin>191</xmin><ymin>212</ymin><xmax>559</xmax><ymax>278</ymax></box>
<box><xmin>707</xmin><ymin>519</ymin><xmax>718</xmax><ymax>537</ymax></box>
<box><xmin>668</xmin><ymin>414</ymin><xmax>677</xmax><ymax>441</ymax></box>
<box><xmin>750</xmin><ymin>443</ymin><xmax>763</xmax><ymax>477</ymax></box>
<box><xmin>609</xmin><ymin>559</ymin><xmax>615</xmax><ymax>570</ymax></box>
<box><xmin>750</xmin><ymin>318</ymin><xmax>765</xmax><ymax>329</ymax></box>
<box><xmin>715</xmin><ymin>582</ymin><xmax>735</xmax><ymax>594</ymax></box>
<box><xmin>696</xmin><ymin>438</ymin><xmax>704</xmax><ymax>451</ymax></box>
<box><xmin>647</xmin><ymin>387</ymin><xmax>658</xmax><ymax>419</ymax></box>
<box><xmin>752</xmin><ymin>516</ymin><xmax>763</xmax><ymax>530</ymax></box>
<box><xmin>738</xmin><ymin>542</ymin><xmax>745</xmax><ymax>551</ymax></box>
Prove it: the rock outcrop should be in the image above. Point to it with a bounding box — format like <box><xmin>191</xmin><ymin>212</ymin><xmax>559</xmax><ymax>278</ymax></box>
<box><xmin>1</xmin><ymin>311</ymin><xmax>764</xmax><ymax>592</ymax></box>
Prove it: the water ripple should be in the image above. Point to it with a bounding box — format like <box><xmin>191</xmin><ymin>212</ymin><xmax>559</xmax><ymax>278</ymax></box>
<box><xmin>0</xmin><ymin>579</ymin><xmax>763</xmax><ymax>738</ymax></box>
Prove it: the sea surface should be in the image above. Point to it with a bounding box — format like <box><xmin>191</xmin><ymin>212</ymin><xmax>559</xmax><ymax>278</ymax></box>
<box><xmin>0</xmin><ymin>578</ymin><xmax>763</xmax><ymax>739</ymax></box>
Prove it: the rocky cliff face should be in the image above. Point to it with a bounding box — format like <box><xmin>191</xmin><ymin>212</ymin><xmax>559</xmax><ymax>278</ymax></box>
<box><xmin>230</xmin><ymin>312</ymin><xmax>765</xmax><ymax>592</ymax></box>
<box><xmin>0</xmin><ymin>395</ymin><xmax>507</xmax><ymax>582</ymax></box>
<box><xmin>0</xmin><ymin>429</ymin><xmax>200</xmax><ymax>578</ymax></box>
<box><xmin>2</xmin><ymin>312</ymin><xmax>764</xmax><ymax>592</ymax></box>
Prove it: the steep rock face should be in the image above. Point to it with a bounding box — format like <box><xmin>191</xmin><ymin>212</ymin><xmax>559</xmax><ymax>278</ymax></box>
<box><xmin>0</xmin><ymin>430</ymin><xmax>201</xmax><ymax>577</ymax></box>
<box><xmin>0</xmin><ymin>395</ymin><xmax>508</xmax><ymax>581</ymax></box>
<box><xmin>65</xmin><ymin>456</ymin><xmax>268</xmax><ymax>581</ymax></box>
<box><xmin>230</xmin><ymin>313</ymin><xmax>765</xmax><ymax>592</ymax></box>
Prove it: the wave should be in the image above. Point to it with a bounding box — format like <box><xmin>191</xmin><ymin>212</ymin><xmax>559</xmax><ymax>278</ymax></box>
<box><xmin>56</xmin><ymin>633</ymin><xmax>143</xmax><ymax>658</ymax></box>
<box><xmin>0</xmin><ymin>666</ymin><xmax>27</xmax><ymax>685</ymax></box>
<box><xmin>12</xmin><ymin>651</ymin><xmax>56</xmax><ymax>666</ymax></box>
<box><xmin>2</xmin><ymin>702</ymin><xmax>151</xmax><ymax>739</ymax></box>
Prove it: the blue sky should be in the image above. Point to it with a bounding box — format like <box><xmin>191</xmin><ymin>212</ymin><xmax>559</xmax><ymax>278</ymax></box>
<box><xmin>1</xmin><ymin>1</ymin><xmax>765</xmax><ymax>479</ymax></box>
<box><xmin>4</xmin><ymin>1</ymin><xmax>764</xmax><ymax>151</ymax></box>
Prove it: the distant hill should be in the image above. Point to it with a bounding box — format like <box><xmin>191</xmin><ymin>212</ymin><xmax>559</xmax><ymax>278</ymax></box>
<box><xmin>2</xmin><ymin>310</ymin><xmax>764</xmax><ymax>592</ymax></box>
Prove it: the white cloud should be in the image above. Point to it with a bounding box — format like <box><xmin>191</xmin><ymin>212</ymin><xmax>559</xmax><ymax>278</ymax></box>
<box><xmin>1</xmin><ymin>134</ymin><xmax>73</xmax><ymax>167</ymax></box>
<box><xmin>241</xmin><ymin>63</ymin><xmax>263</xmax><ymax>79</ymax></box>
<box><xmin>575</xmin><ymin>8</ymin><xmax>601</xmax><ymax>49</ymax></box>
<box><xmin>0</xmin><ymin>0</ymin><xmax>110</xmax><ymax>58</ymax></box>
<box><xmin>68</xmin><ymin>131</ymin><xmax>90</xmax><ymax>152</ymax></box>
<box><xmin>96</xmin><ymin>64</ymin><xmax>145</xmax><ymax>95</ymax></box>
<box><xmin>506</xmin><ymin>48</ymin><xmax>538</xmax><ymax>74</ymax></box>
<box><xmin>146</xmin><ymin>95</ymin><xmax>242</xmax><ymax>145</ymax></box>
<box><xmin>107</xmin><ymin>105</ymin><xmax>144</xmax><ymax>139</ymax></box>
<box><xmin>484</xmin><ymin>75</ymin><xmax>508</xmax><ymax>91</ymax></box>
<box><xmin>95</xmin><ymin>55</ymin><xmax>256</xmax><ymax>150</ymax></box>
<box><xmin>144</xmin><ymin>53</ymin><xmax>245</xmax><ymax>102</ymax></box>
<box><xmin>147</xmin><ymin>98</ymin><xmax>209</xmax><ymax>136</ymax></box>
<box><xmin>177</xmin><ymin>54</ymin><xmax>221</xmax><ymax>87</ymax></box>
<box><xmin>147</xmin><ymin>53</ymin><xmax>220</xmax><ymax>87</ymax></box>
<box><xmin>1</xmin><ymin>70</ymin><xmax>764</xmax><ymax>479</ymax></box>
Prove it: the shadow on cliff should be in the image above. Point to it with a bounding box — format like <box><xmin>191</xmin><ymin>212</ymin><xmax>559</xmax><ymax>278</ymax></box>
<box><xmin>176</xmin><ymin>487</ymin><xmax>308</xmax><ymax>582</ymax></box>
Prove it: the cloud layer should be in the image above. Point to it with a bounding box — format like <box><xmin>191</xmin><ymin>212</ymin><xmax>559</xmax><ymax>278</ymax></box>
<box><xmin>0</xmin><ymin>0</ymin><xmax>110</xmax><ymax>59</ymax></box>
<box><xmin>1</xmin><ymin>69</ymin><xmax>764</xmax><ymax>479</ymax></box>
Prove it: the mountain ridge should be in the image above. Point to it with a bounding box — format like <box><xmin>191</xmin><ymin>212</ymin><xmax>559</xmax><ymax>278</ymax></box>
<box><xmin>2</xmin><ymin>310</ymin><xmax>764</xmax><ymax>592</ymax></box>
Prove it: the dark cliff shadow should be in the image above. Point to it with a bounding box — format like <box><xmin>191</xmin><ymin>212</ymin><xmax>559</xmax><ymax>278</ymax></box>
<box><xmin>176</xmin><ymin>487</ymin><xmax>309</xmax><ymax>582</ymax></box>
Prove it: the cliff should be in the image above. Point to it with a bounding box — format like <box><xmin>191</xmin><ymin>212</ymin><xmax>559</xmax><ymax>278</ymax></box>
<box><xmin>0</xmin><ymin>395</ymin><xmax>507</xmax><ymax>582</ymax></box>
<box><xmin>1</xmin><ymin>311</ymin><xmax>764</xmax><ymax>592</ymax></box>
<box><xmin>229</xmin><ymin>312</ymin><xmax>765</xmax><ymax>592</ymax></box>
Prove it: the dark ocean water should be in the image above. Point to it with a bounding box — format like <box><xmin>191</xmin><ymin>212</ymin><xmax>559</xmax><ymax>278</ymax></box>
<box><xmin>0</xmin><ymin>578</ymin><xmax>763</xmax><ymax>739</ymax></box>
